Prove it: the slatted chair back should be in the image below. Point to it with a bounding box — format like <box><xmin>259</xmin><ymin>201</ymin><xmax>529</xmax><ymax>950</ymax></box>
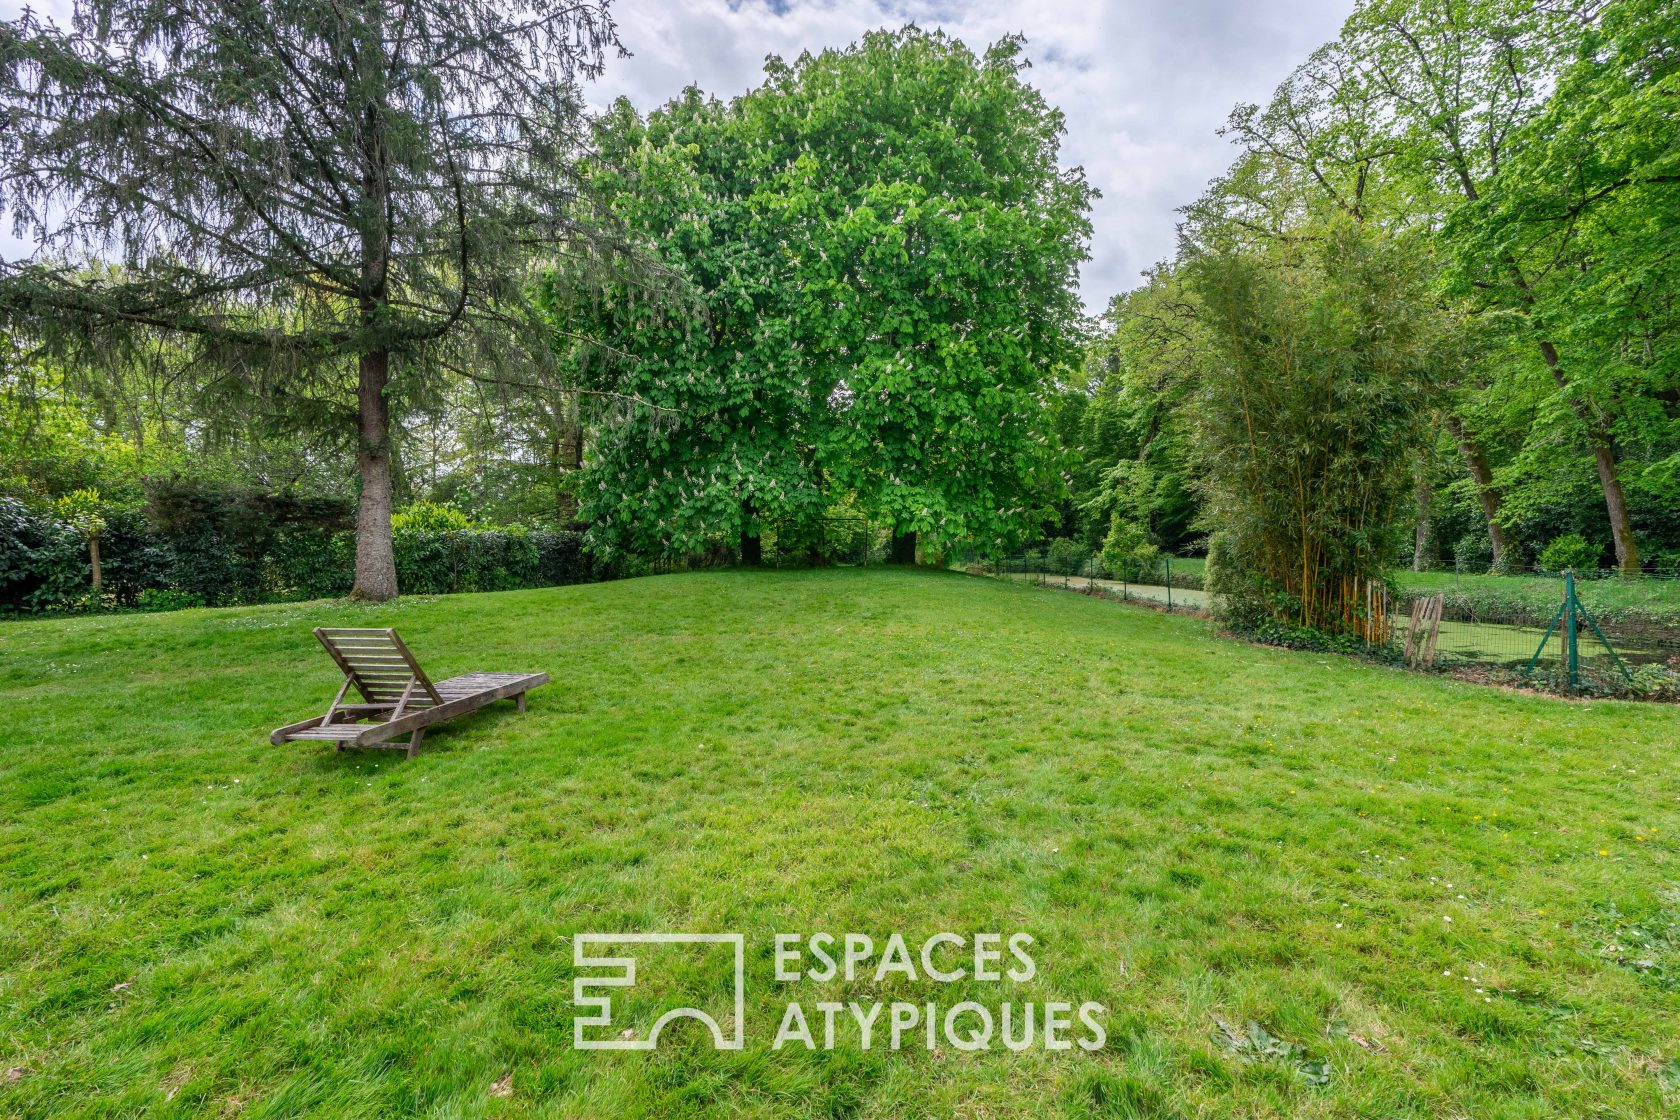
<box><xmin>313</xmin><ymin>628</ymin><xmax>444</xmax><ymax>712</ymax></box>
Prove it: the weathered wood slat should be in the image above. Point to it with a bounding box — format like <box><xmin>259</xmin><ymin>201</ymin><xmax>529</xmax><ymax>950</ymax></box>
<box><xmin>356</xmin><ymin>672</ymin><xmax>548</xmax><ymax>745</ymax></box>
<box><xmin>289</xmin><ymin>725</ymin><xmax>368</xmax><ymax>741</ymax></box>
<box><xmin>273</xmin><ymin>629</ymin><xmax>544</xmax><ymax>756</ymax></box>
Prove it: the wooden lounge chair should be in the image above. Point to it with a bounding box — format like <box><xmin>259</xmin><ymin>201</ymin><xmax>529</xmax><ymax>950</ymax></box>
<box><xmin>270</xmin><ymin>628</ymin><xmax>547</xmax><ymax>757</ymax></box>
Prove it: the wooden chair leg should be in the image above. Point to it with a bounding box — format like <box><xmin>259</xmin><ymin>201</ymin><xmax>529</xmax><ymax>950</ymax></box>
<box><xmin>407</xmin><ymin>728</ymin><xmax>426</xmax><ymax>759</ymax></box>
<box><xmin>516</xmin><ymin>692</ymin><xmax>526</xmax><ymax>714</ymax></box>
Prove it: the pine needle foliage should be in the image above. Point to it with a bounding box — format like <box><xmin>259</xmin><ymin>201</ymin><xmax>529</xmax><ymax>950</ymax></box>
<box><xmin>0</xmin><ymin>0</ymin><xmax>625</xmax><ymax>598</ymax></box>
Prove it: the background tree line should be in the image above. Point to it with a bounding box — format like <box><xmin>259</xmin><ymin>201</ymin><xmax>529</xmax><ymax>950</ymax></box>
<box><xmin>1055</xmin><ymin>0</ymin><xmax>1679</xmax><ymax>637</ymax></box>
<box><xmin>2</xmin><ymin>5</ymin><xmax>1091</xmax><ymax>610</ymax></box>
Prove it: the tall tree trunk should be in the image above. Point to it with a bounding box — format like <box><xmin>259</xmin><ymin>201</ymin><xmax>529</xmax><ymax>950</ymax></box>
<box><xmin>1444</xmin><ymin>414</ymin><xmax>1508</xmax><ymax>567</ymax></box>
<box><xmin>1412</xmin><ymin>478</ymin><xmax>1431</xmax><ymax>572</ymax></box>
<box><xmin>89</xmin><ymin>534</ymin><xmax>102</xmax><ymax>596</ymax></box>
<box><xmin>889</xmin><ymin>530</ymin><xmax>917</xmax><ymax>565</ymax></box>
<box><xmin>351</xmin><ymin>37</ymin><xmax>397</xmax><ymax>601</ymax></box>
<box><xmin>352</xmin><ymin>347</ymin><xmax>399</xmax><ymax>601</ymax></box>
<box><xmin>1534</xmin><ymin>341</ymin><xmax>1641</xmax><ymax>573</ymax></box>
<box><xmin>555</xmin><ymin>396</ymin><xmax>584</xmax><ymax>522</ymax></box>
<box><xmin>1590</xmin><ymin>439</ymin><xmax>1639</xmax><ymax>573</ymax></box>
<box><xmin>739</xmin><ymin>499</ymin><xmax>762</xmax><ymax>566</ymax></box>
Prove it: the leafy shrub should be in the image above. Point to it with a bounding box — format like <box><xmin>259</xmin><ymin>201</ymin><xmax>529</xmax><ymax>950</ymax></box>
<box><xmin>1627</xmin><ymin>662</ymin><xmax>1680</xmax><ymax>701</ymax></box>
<box><xmin>168</xmin><ymin>518</ymin><xmax>266</xmax><ymax>606</ymax></box>
<box><xmin>137</xmin><ymin>588</ymin><xmax>205</xmax><ymax>612</ymax></box>
<box><xmin>1223</xmin><ymin>613</ymin><xmax>1386</xmax><ymax>658</ymax></box>
<box><xmin>394</xmin><ymin>527</ymin><xmax>542</xmax><ymax>594</ymax></box>
<box><xmin>391</xmin><ymin>501</ymin><xmax>474</xmax><ymax>535</ymax></box>
<box><xmin>1654</xmin><ymin>551</ymin><xmax>1680</xmax><ymax>577</ymax></box>
<box><xmin>1</xmin><ymin>479</ymin><xmax>604</xmax><ymax>615</ymax></box>
<box><xmin>1101</xmin><ymin>518</ymin><xmax>1161</xmax><ymax>582</ymax></box>
<box><xmin>531</xmin><ymin>529</ymin><xmax>598</xmax><ymax>585</ymax></box>
<box><xmin>1045</xmin><ymin>537</ymin><xmax>1087</xmax><ymax>576</ymax></box>
<box><xmin>98</xmin><ymin>506</ymin><xmax>176</xmax><ymax>606</ymax></box>
<box><xmin>269</xmin><ymin>528</ymin><xmax>353</xmax><ymax>600</ymax></box>
<box><xmin>1538</xmin><ymin>532</ymin><xmax>1600</xmax><ymax>573</ymax></box>
<box><xmin>1453</xmin><ymin>531</ymin><xmax>1493</xmax><ymax>573</ymax></box>
<box><xmin>0</xmin><ymin>496</ymin><xmax>84</xmax><ymax>613</ymax></box>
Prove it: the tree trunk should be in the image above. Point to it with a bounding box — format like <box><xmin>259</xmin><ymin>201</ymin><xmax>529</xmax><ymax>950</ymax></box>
<box><xmin>739</xmin><ymin>499</ymin><xmax>762</xmax><ymax>566</ymax></box>
<box><xmin>1412</xmin><ymin>478</ymin><xmax>1431</xmax><ymax>572</ymax></box>
<box><xmin>1444</xmin><ymin>415</ymin><xmax>1507</xmax><ymax>567</ymax></box>
<box><xmin>556</xmin><ymin>395</ymin><xmax>583</xmax><ymax>522</ymax></box>
<box><xmin>889</xmin><ymin>530</ymin><xmax>917</xmax><ymax>565</ymax></box>
<box><xmin>1590</xmin><ymin>438</ymin><xmax>1640</xmax><ymax>573</ymax></box>
<box><xmin>89</xmin><ymin>534</ymin><xmax>102</xmax><ymax>595</ymax></box>
<box><xmin>351</xmin><ymin>348</ymin><xmax>399</xmax><ymax>601</ymax></box>
<box><xmin>1529</xmin><ymin>340</ymin><xmax>1639</xmax><ymax>572</ymax></box>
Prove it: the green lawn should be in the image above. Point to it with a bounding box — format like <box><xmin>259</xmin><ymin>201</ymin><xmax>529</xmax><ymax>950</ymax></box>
<box><xmin>2</xmin><ymin>568</ymin><xmax>1678</xmax><ymax>1118</ymax></box>
<box><xmin>1395</xmin><ymin>568</ymin><xmax>1680</xmax><ymax>621</ymax></box>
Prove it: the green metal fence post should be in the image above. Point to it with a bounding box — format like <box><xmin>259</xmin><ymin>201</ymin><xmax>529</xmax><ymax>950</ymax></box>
<box><xmin>1565</xmin><ymin>570</ymin><xmax>1580</xmax><ymax>692</ymax></box>
<box><xmin>1166</xmin><ymin>556</ymin><xmax>1173</xmax><ymax>612</ymax></box>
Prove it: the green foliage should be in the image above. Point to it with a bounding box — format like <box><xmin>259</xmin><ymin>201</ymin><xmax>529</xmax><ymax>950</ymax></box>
<box><xmin>0</xmin><ymin>386</ymin><xmax>155</xmax><ymax>505</ymax></box>
<box><xmin>1067</xmin><ymin>272</ymin><xmax>1205</xmax><ymax>555</ymax></box>
<box><xmin>1100</xmin><ymin>517</ymin><xmax>1160</xmax><ymax>583</ymax></box>
<box><xmin>1188</xmin><ymin>221</ymin><xmax>1444</xmax><ymax>635</ymax></box>
<box><xmin>266</xmin><ymin>528</ymin><xmax>355</xmax><ymax>602</ymax></box>
<box><xmin>0</xmin><ymin>484</ymin><xmax>598</xmax><ymax>614</ymax></box>
<box><xmin>135</xmin><ymin>588</ymin><xmax>204</xmax><ymax>613</ymax></box>
<box><xmin>1538</xmin><ymin>533</ymin><xmax>1602</xmax><ymax>573</ymax></box>
<box><xmin>1181</xmin><ymin>0</ymin><xmax>1680</xmax><ymax>577</ymax></box>
<box><xmin>52</xmin><ymin>488</ymin><xmax>106</xmax><ymax>542</ymax></box>
<box><xmin>1627</xmin><ymin>662</ymin><xmax>1680</xmax><ymax>701</ymax></box>
<box><xmin>1452</xmin><ymin>531</ymin><xmax>1493</xmax><ymax>573</ymax></box>
<box><xmin>552</xmin><ymin>28</ymin><xmax>1092</xmax><ymax>561</ymax></box>
<box><xmin>0</xmin><ymin>0</ymin><xmax>624</xmax><ymax>599</ymax></box>
<box><xmin>391</xmin><ymin>502</ymin><xmax>475</xmax><ymax>536</ymax></box>
<box><xmin>0</xmin><ymin>496</ymin><xmax>83</xmax><ymax>612</ymax></box>
<box><xmin>1044</xmin><ymin>537</ymin><xmax>1087</xmax><ymax>576</ymax></box>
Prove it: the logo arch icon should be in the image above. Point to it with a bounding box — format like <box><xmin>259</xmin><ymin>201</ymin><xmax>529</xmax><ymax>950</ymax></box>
<box><xmin>573</xmin><ymin>933</ymin><xmax>746</xmax><ymax>1050</ymax></box>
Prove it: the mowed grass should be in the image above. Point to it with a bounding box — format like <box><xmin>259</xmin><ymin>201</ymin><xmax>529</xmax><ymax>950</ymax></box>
<box><xmin>2</xmin><ymin>567</ymin><xmax>1678</xmax><ymax>1119</ymax></box>
<box><xmin>1395</xmin><ymin>568</ymin><xmax>1680</xmax><ymax>620</ymax></box>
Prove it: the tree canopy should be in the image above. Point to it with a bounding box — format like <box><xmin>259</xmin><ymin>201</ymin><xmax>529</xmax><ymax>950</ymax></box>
<box><xmin>1066</xmin><ymin>0</ymin><xmax>1680</xmax><ymax>613</ymax></box>
<box><xmin>1</xmin><ymin>0</ymin><xmax>623</xmax><ymax>598</ymax></box>
<box><xmin>552</xmin><ymin>28</ymin><xmax>1093</xmax><ymax>563</ymax></box>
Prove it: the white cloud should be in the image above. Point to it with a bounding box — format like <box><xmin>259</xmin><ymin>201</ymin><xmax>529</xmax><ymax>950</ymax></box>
<box><xmin>0</xmin><ymin>0</ymin><xmax>1352</xmax><ymax>310</ymax></box>
<box><xmin>589</xmin><ymin>0</ymin><xmax>1352</xmax><ymax>310</ymax></box>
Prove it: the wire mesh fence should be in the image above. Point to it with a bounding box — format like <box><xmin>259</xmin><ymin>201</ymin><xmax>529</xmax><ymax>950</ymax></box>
<box><xmin>1387</xmin><ymin>570</ymin><xmax>1680</xmax><ymax>693</ymax></box>
<box><xmin>967</xmin><ymin>544</ymin><xmax>1680</xmax><ymax>698</ymax></box>
<box><xmin>963</xmin><ymin>547</ymin><xmax>1208</xmax><ymax>613</ymax></box>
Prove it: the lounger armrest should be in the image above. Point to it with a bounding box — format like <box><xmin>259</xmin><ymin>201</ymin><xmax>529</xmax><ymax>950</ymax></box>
<box><xmin>270</xmin><ymin>714</ymin><xmax>327</xmax><ymax>745</ymax></box>
<box><xmin>356</xmin><ymin>671</ymin><xmax>547</xmax><ymax>745</ymax></box>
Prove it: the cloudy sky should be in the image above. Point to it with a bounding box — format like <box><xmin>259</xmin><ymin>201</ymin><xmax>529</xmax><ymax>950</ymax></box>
<box><xmin>0</xmin><ymin>0</ymin><xmax>1351</xmax><ymax>312</ymax></box>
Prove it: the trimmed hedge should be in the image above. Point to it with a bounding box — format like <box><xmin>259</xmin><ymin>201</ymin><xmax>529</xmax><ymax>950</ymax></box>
<box><xmin>0</xmin><ymin>493</ymin><xmax>602</xmax><ymax>615</ymax></box>
<box><xmin>394</xmin><ymin>527</ymin><xmax>600</xmax><ymax>595</ymax></box>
